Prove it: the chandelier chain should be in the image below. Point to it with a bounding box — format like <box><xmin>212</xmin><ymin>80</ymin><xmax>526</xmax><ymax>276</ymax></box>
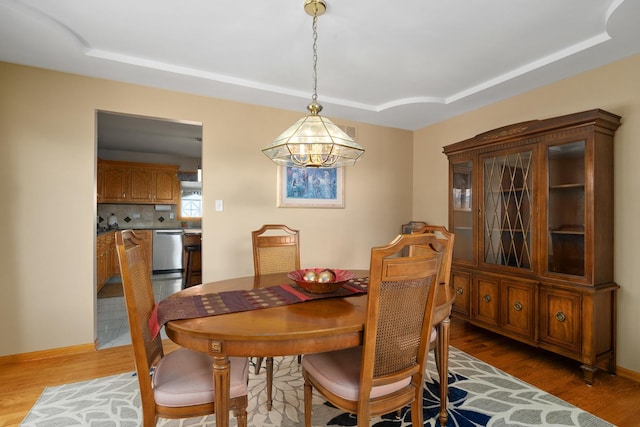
<box><xmin>312</xmin><ymin>14</ymin><xmax>318</xmax><ymax>103</ymax></box>
<box><xmin>261</xmin><ymin>0</ymin><xmax>364</xmax><ymax>168</ymax></box>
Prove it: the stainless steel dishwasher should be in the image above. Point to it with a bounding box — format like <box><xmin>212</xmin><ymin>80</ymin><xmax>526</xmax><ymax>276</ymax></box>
<box><xmin>152</xmin><ymin>229</ymin><xmax>183</xmax><ymax>272</ymax></box>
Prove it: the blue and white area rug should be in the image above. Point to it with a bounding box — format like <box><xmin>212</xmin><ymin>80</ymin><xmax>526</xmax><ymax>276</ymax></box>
<box><xmin>21</xmin><ymin>347</ymin><xmax>613</xmax><ymax>426</ymax></box>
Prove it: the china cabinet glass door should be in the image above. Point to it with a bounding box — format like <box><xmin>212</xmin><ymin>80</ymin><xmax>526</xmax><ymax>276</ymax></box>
<box><xmin>451</xmin><ymin>160</ymin><xmax>474</xmax><ymax>263</ymax></box>
<box><xmin>546</xmin><ymin>140</ymin><xmax>586</xmax><ymax>276</ymax></box>
<box><xmin>482</xmin><ymin>149</ymin><xmax>533</xmax><ymax>270</ymax></box>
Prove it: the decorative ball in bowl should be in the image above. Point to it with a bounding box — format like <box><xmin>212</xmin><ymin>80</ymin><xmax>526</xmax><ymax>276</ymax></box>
<box><xmin>287</xmin><ymin>268</ymin><xmax>355</xmax><ymax>294</ymax></box>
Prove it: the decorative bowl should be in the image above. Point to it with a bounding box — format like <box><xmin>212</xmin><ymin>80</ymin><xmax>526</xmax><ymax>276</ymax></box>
<box><xmin>287</xmin><ymin>268</ymin><xmax>355</xmax><ymax>294</ymax></box>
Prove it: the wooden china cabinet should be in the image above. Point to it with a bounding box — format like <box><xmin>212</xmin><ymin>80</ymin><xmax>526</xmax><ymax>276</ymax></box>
<box><xmin>443</xmin><ymin>109</ymin><xmax>621</xmax><ymax>384</ymax></box>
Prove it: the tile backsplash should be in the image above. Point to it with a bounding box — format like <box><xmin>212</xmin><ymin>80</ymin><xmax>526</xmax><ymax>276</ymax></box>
<box><xmin>97</xmin><ymin>204</ymin><xmax>201</xmax><ymax>229</ymax></box>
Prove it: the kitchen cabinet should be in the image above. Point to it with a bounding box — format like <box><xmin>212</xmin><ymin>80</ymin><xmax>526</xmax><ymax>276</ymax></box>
<box><xmin>111</xmin><ymin>238</ymin><xmax>120</xmax><ymax>277</ymax></box>
<box><xmin>152</xmin><ymin>168</ymin><xmax>180</xmax><ymax>203</ymax></box>
<box><xmin>128</xmin><ymin>168</ymin><xmax>153</xmax><ymax>203</ymax></box>
<box><xmin>97</xmin><ymin>159</ymin><xmax>179</xmax><ymax>204</ymax></box>
<box><xmin>96</xmin><ymin>229</ymin><xmax>152</xmax><ymax>294</ymax></box>
<box><xmin>96</xmin><ymin>230</ymin><xmax>117</xmax><ymax>292</ymax></box>
<box><xmin>96</xmin><ymin>233</ymin><xmax>106</xmax><ymax>292</ymax></box>
<box><xmin>99</xmin><ymin>166</ymin><xmax>129</xmax><ymax>202</ymax></box>
<box><xmin>443</xmin><ymin>109</ymin><xmax>620</xmax><ymax>384</ymax></box>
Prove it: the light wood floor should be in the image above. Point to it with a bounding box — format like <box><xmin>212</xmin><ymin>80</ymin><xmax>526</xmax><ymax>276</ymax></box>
<box><xmin>449</xmin><ymin>318</ymin><xmax>640</xmax><ymax>426</ymax></box>
<box><xmin>1</xmin><ymin>318</ymin><xmax>638</xmax><ymax>426</ymax></box>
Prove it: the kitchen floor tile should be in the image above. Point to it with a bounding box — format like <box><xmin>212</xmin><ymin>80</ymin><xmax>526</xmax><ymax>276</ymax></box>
<box><xmin>97</xmin><ymin>272</ymin><xmax>183</xmax><ymax>349</ymax></box>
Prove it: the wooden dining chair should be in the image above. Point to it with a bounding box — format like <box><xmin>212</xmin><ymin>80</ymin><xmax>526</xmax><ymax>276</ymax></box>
<box><xmin>411</xmin><ymin>224</ymin><xmax>455</xmax><ymax>427</ymax></box>
<box><xmin>251</xmin><ymin>224</ymin><xmax>300</xmax><ymax>410</ymax></box>
<box><xmin>115</xmin><ymin>230</ymin><xmax>249</xmax><ymax>427</ymax></box>
<box><xmin>302</xmin><ymin>233</ymin><xmax>443</xmax><ymax>427</ymax></box>
<box><xmin>252</xmin><ymin>224</ymin><xmax>300</xmax><ymax>275</ymax></box>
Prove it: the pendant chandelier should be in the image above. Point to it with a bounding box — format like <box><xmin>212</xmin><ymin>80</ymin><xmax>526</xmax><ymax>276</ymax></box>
<box><xmin>262</xmin><ymin>0</ymin><xmax>365</xmax><ymax>168</ymax></box>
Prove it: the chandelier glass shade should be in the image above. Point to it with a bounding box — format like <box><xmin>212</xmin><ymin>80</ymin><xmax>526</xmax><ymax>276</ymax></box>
<box><xmin>262</xmin><ymin>0</ymin><xmax>364</xmax><ymax>168</ymax></box>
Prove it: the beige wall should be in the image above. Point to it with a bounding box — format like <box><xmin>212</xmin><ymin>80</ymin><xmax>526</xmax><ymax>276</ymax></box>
<box><xmin>413</xmin><ymin>54</ymin><xmax>640</xmax><ymax>374</ymax></box>
<box><xmin>2</xmin><ymin>53</ymin><xmax>638</xmax><ymax>376</ymax></box>
<box><xmin>0</xmin><ymin>62</ymin><xmax>413</xmax><ymax>356</ymax></box>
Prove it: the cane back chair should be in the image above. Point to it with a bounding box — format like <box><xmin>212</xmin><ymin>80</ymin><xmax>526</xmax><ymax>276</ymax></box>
<box><xmin>301</xmin><ymin>232</ymin><xmax>443</xmax><ymax>427</ymax></box>
<box><xmin>251</xmin><ymin>224</ymin><xmax>301</xmax><ymax>410</ymax></box>
<box><xmin>115</xmin><ymin>230</ymin><xmax>249</xmax><ymax>427</ymax></box>
<box><xmin>411</xmin><ymin>224</ymin><xmax>455</xmax><ymax>426</ymax></box>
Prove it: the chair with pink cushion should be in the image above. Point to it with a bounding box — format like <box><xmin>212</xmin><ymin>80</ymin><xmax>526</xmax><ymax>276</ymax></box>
<box><xmin>251</xmin><ymin>224</ymin><xmax>301</xmax><ymax>410</ymax></box>
<box><xmin>411</xmin><ymin>224</ymin><xmax>455</xmax><ymax>427</ymax></box>
<box><xmin>115</xmin><ymin>230</ymin><xmax>249</xmax><ymax>427</ymax></box>
<box><xmin>301</xmin><ymin>232</ymin><xmax>443</xmax><ymax>427</ymax></box>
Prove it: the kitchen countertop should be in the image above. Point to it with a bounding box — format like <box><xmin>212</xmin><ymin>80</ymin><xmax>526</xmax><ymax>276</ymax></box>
<box><xmin>98</xmin><ymin>226</ymin><xmax>202</xmax><ymax>235</ymax></box>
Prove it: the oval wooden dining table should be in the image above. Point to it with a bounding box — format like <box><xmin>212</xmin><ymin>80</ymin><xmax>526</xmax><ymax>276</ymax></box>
<box><xmin>164</xmin><ymin>270</ymin><xmax>370</xmax><ymax>427</ymax></box>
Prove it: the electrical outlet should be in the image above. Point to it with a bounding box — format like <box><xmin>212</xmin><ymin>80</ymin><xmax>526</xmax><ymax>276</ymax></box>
<box><xmin>215</xmin><ymin>200</ymin><xmax>224</xmax><ymax>211</ymax></box>
<box><xmin>169</xmin><ymin>213</ymin><xmax>175</xmax><ymax>219</ymax></box>
<box><xmin>132</xmin><ymin>213</ymin><xmax>141</xmax><ymax>219</ymax></box>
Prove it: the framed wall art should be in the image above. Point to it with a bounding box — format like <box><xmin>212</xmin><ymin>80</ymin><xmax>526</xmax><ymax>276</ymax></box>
<box><xmin>277</xmin><ymin>166</ymin><xmax>344</xmax><ymax>208</ymax></box>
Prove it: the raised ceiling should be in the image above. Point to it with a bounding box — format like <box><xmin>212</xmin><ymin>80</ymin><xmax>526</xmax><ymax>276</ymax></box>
<box><xmin>1</xmin><ymin>0</ymin><xmax>639</xmax><ymax>132</ymax></box>
<box><xmin>97</xmin><ymin>111</ymin><xmax>203</xmax><ymax>157</ymax></box>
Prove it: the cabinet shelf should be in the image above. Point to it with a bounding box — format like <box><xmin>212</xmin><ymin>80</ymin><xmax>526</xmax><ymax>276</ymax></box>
<box><xmin>550</xmin><ymin>230</ymin><xmax>585</xmax><ymax>235</ymax></box>
<box><xmin>550</xmin><ymin>225</ymin><xmax>584</xmax><ymax>235</ymax></box>
<box><xmin>487</xmin><ymin>188</ymin><xmax>526</xmax><ymax>194</ymax></box>
<box><xmin>549</xmin><ymin>183</ymin><xmax>584</xmax><ymax>190</ymax></box>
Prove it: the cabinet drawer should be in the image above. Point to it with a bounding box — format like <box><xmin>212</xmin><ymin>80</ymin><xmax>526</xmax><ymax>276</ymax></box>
<box><xmin>501</xmin><ymin>279</ymin><xmax>536</xmax><ymax>341</ymax></box>
<box><xmin>451</xmin><ymin>271</ymin><xmax>471</xmax><ymax>317</ymax></box>
<box><xmin>472</xmin><ymin>276</ymin><xmax>499</xmax><ymax>326</ymax></box>
<box><xmin>539</xmin><ymin>287</ymin><xmax>581</xmax><ymax>353</ymax></box>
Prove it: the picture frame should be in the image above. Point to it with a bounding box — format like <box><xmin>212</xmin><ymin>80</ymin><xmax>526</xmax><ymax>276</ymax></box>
<box><xmin>277</xmin><ymin>166</ymin><xmax>344</xmax><ymax>208</ymax></box>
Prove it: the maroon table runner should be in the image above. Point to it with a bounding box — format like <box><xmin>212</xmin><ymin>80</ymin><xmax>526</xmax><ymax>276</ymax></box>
<box><xmin>149</xmin><ymin>277</ymin><xmax>368</xmax><ymax>338</ymax></box>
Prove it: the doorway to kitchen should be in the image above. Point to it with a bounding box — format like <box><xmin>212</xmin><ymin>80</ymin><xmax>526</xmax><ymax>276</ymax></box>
<box><xmin>95</xmin><ymin>111</ymin><xmax>203</xmax><ymax>349</ymax></box>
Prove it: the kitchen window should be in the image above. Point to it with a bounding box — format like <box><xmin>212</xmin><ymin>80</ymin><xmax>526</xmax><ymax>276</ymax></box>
<box><xmin>180</xmin><ymin>179</ymin><xmax>202</xmax><ymax>218</ymax></box>
<box><xmin>181</xmin><ymin>192</ymin><xmax>202</xmax><ymax>218</ymax></box>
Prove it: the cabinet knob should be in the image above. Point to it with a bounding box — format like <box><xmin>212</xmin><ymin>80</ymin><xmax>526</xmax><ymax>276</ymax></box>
<box><xmin>555</xmin><ymin>311</ymin><xmax>567</xmax><ymax>322</ymax></box>
<box><xmin>456</xmin><ymin>287</ymin><xmax>464</xmax><ymax>295</ymax></box>
<box><xmin>482</xmin><ymin>294</ymin><xmax>492</xmax><ymax>303</ymax></box>
<box><xmin>513</xmin><ymin>302</ymin><xmax>523</xmax><ymax>311</ymax></box>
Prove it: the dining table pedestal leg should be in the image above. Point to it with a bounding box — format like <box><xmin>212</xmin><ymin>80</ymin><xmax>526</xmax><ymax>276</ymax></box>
<box><xmin>212</xmin><ymin>355</ymin><xmax>231</xmax><ymax>427</ymax></box>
